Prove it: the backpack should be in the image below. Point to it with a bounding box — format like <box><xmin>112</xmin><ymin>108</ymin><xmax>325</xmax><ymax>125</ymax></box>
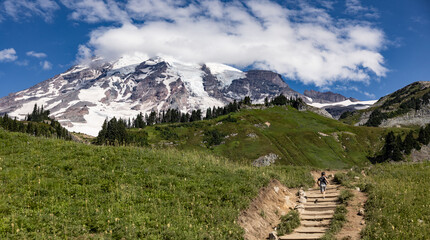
<box><xmin>318</xmin><ymin>176</ymin><xmax>327</xmax><ymax>185</ymax></box>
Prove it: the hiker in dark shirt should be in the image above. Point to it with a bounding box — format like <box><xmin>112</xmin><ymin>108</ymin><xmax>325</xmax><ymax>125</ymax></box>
<box><xmin>317</xmin><ymin>172</ymin><xmax>329</xmax><ymax>199</ymax></box>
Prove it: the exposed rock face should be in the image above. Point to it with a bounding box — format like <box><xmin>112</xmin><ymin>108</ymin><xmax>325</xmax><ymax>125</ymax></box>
<box><xmin>304</xmin><ymin>90</ymin><xmax>357</xmax><ymax>103</ymax></box>
<box><xmin>0</xmin><ymin>57</ymin><xmax>302</xmax><ymax>136</ymax></box>
<box><xmin>225</xmin><ymin>70</ymin><xmax>302</xmax><ymax>101</ymax></box>
<box><xmin>379</xmin><ymin>105</ymin><xmax>430</xmax><ymax>127</ymax></box>
<box><xmin>411</xmin><ymin>143</ymin><xmax>430</xmax><ymax>162</ymax></box>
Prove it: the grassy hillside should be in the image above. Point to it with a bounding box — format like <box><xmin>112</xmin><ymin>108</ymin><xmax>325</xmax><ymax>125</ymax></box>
<box><xmin>0</xmin><ymin>129</ymin><xmax>314</xmax><ymax>239</ymax></box>
<box><xmin>137</xmin><ymin>106</ymin><xmax>387</xmax><ymax>168</ymax></box>
<box><xmin>361</xmin><ymin>163</ymin><xmax>430</xmax><ymax>239</ymax></box>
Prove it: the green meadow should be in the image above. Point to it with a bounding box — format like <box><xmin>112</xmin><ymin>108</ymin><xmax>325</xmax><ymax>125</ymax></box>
<box><xmin>0</xmin><ymin>129</ymin><xmax>313</xmax><ymax>239</ymax></box>
<box><xmin>361</xmin><ymin>163</ymin><xmax>430</xmax><ymax>240</ymax></box>
<box><xmin>139</xmin><ymin>106</ymin><xmax>386</xmax><ymax>168</ymax></box>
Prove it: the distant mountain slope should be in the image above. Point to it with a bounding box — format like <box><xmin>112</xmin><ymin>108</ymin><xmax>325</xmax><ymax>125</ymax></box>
<box><xmin>340</xmin><ymin>81</ymin><xmax>430</xmax><ymax>127</ymax></box>
<box><xmin>304</xmin><ymin>90</ymin><xmax>358</xmax><ymax>103</ymax></box>
<box><xmin>139</xmin><ymin>106</ymin><xmax>386</xmax><ymax>168</ymax></box>
<box><xmin>0</xmin><ymin>56</ymin><xmax>303</xmax><ymax>136</ymax></box>
<box><xmin>303</xmin><ymin>90</ymin><xmax>375</xmax><ymax>119</ymax></box>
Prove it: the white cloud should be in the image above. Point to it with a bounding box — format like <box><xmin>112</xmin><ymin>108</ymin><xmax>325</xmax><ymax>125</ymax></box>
<box><xmin>332</xmin><ymin>84</ymin><xmax>376</xmax><ymax>100</ymax></box>
<box><xmin>40</xmin><ymin>60</ymin><xmax>52</xmax><ymax>70</ymax></box>
<box><xmin>75</xmin><ymin>44</ymin><xmax>93</xmax><ymax>64</ymax></box>
<box><xmin>79</xmin><ymin>0</ymin><xmax>387</xmax><ymax>87</ymax></box>
<box><xmin>363</xmin><ymin>91</ymin><xmax>376</xmax><ymax>99</ymax></box>
<box><xmin>345</xmin><ymin>0</ymin><xmax>379</xmax><ymax>18</ymax></box>
<box><xmin>16</xmin><ymin>60</ymin><xmax>29</xmax><ymax>66</ymax></box>
<box><xmin>60</xmin><ymin>0</ymin><xmax>130</xmax><ymax>23</ymax></box>
<box><xmin>0</xmin><ymin>48</ymin><xmax>18</xmax><ymax>62</ymax></box>
<box><xmin>2</xmin><ymin>0</ymin><xmax>59</xmax><ymax>22</ymax></box>
<box><xmin>26</xmin><ymin>51</ymin><xmax>47</xmax><ymax>58</ymax></box>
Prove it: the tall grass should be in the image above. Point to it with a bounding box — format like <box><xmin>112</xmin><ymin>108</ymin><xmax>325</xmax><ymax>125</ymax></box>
<box><xmin>0</xmin><ymin>129</ymin><xmax>313</xmax><ymax>239</ymax></box>
<box><xmin>362</xmin><ymin>163</ymin><xmax>430</xmax><ymax>239</ymax></box>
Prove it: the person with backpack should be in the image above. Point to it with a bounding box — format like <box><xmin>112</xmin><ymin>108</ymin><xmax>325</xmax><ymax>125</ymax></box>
<box><xmin>317</xmin><ymin>172</ymin><xmax>329</xmax><ymax>199</ymax></box>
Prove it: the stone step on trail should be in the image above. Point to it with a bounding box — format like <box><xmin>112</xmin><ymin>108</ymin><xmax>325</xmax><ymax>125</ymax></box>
<box><xmin>306</xmin><ymin>198</ymin><xmax>339</xmax><ymax>203</ymax></box>
<box><xmin>276</xmin><ymin>184</ymin><xmax>341</xmax><ymax>240</ymax></box>
<box><xmin>302</xmin><ymin>205</ymin><xmax>337</xmax><ymax>211</ymax></box>
<box><xmin>306</xmin><ymin>188</ymin><xmax>339</xmax><ymax>192</ymax></box>
<box><xmin>279</xmin><ymin>233</ymin><xmax>324</xmax><ymax>240</ymax></box>
<box><xmin>304</xmin><ymin>202</ymin><xmax>338</xmax><ymax>207</ymax></box>
<box><xmin>305</xmin><ymin>193</ymin><xmax>339</xmax><ymax>198</ymax></box>
<box><xmin>301</xmin><ymin>220</ymin><xmax>331</xmax><ymax>227</ymax></box>
<box><xmin>301</xmin><ymin>210</ymin><xmax>334</xmax><ymax>216</ymax></box>
<box><xmin>301</xmin><ymin>214</ymin><xmax>334</xmax><ymax>220</ymax></box>
<box><xmin>295</xmin><ymin>226</ymin><xmax>327</xmax><ymax>233</ymax></box>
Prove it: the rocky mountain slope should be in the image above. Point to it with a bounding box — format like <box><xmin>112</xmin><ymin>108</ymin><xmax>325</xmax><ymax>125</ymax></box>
<box><xmin>304</xmin><ymin>90</ymin><xmax>358</xmax><ymax>103</ymax></box>
<box><xmin>0</xmin><ymin>56</ymin><xmax>303</xmax><ymax>136</ymax></box>
<box><xmin>340</xmin><ymin>81</ymin><xmax>430</xmax><ymax>127</ymax></box>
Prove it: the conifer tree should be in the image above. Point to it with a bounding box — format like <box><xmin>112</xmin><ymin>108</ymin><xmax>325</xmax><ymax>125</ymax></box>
<box><xmin>403</xmin><ymin>131</ymin><xmax>415</xmax><ymax>155</ymax></box>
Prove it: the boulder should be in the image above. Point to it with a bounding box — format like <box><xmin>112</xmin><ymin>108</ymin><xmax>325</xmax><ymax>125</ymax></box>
<box><xmin>269</xmin><ymin>232</ymin><xmax>279</xmax><ymax>240</ymax></box>
<box><xmin>299</xmin><ymin>196</ymin><xmax>307</xmax><ymax>203</ymax></box>
<box><xmin>358</xmin><ymin>208</ymin><xmax>365</xmax><ymax>216</ymax></box>
<box><xmin>252</xmin><ymin>153</ymin><xmax>279</xmax><ymax>167</ymax></box>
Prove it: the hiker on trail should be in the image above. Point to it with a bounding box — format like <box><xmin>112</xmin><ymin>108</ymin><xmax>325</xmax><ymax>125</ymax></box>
<box><xmin>317</xmin><ymin>172</ymin><xmax>329</xmax><ymax>199</ymax></box>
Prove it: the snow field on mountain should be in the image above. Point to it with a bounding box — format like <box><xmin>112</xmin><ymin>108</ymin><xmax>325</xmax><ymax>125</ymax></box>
<box><xmin>309</xmin><ymin>99</ymin><xmax>377</xmax><ymax>109</ymax></box>
<box><xmin>205</xmin><ymin>62</ymin><xmax>246</xmax><ymax>87</ymax></box>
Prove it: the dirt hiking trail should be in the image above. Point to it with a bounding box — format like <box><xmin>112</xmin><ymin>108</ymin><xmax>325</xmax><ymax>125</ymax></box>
<box><xmin>278</xmin><ymin>184</ymin><xmax>341</xmax><ymax>239</ymax></box>
<box><xmin>275</xmin><ymin>171</ymin><xmax>367</xmax><ymax>240</ymax></box>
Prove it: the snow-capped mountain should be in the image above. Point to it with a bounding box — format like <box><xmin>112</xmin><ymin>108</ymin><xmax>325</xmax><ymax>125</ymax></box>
<box><xmin>302</xmin><ymin>90</ymin><xmax>375</xmax><ymax>119</ymax></box>
<box><xmin>0</xmin><ymin>56</ymin><xmax>302</xmax><ymax>136</ymax></box>
<box><xmin>303</xmin><ymin>90</ymin><xmax>359</xmax><ymax>103</ymax></box>
<box><xmin>308</xmin><ymin>99</ymin><xmax>377</xmax><ymax>119</ymax></box>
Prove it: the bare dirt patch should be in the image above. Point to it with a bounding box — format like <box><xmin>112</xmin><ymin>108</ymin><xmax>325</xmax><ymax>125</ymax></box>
<box><xmin>336</xmin><ymin>189</ymin><xmax>367</xmax><ymax>240</ymax></box>
<box><xmin>238</xmin><ymin>179</ymin><xmax>297</xmax><ymax>240</ymax></box>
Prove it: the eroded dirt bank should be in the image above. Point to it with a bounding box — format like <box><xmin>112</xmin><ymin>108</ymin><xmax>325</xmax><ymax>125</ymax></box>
<box><xmin>238</xmin><ymin>179</ymin><xmax>297</xmax><ymax>240</ymax></box>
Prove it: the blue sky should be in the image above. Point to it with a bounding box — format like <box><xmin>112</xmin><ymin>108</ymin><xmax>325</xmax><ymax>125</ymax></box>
<box><xmin>0</xmin><ymin>0</ymin><xmax>429</xmax><ymax>100</ymax></box>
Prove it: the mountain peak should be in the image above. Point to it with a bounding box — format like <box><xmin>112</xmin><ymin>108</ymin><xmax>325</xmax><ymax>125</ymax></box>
<box><xmin>0</xmin><ymin>57</ymin><xmax>301</xmax><ymax>136</ymax></box>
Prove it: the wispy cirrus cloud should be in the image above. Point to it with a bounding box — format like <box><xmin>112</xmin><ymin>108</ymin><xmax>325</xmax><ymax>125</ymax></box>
<box><xmin>59</xmin><ymin>0</ymin><xmax>130</xmax><ymax>23</ymax></box>
<box><xmin>26</xmin><ymin>51</ymin><xmax>47</xmax><ymax>58</ymax></box>
<box><xmin>1</xmin><ymin>0</ymin><xmax>59</xmax><ymax>22</ymax></box>
<box><xmin>345</xmin><ymin>0</ymin><xmax>379</xmax><ymax>18</ymax></box>
<box><xmin>0</xmin><ymin>48</ymin><xmax>18</xmax><ymax>62</ymax></box>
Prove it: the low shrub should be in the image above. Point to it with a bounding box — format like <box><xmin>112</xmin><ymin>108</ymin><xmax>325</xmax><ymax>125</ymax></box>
<box><xmin>276</xmin><ymin>210</ymin><xmax>300</xmax><ymax>236</ymax></box>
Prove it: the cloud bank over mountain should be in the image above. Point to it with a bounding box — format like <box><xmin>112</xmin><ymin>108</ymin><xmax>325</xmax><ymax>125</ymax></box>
<box><xmin>1</xmin><ymin>0</ymin><xmax>388</xmax><ymax>87</ymax></box>
<box><xmin>77</xmin><ymin>0</ymin><xmax>387</xmax><ymax>87</ymax></box>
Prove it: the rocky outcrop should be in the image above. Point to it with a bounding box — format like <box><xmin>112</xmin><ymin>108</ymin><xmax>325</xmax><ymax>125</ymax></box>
<box><xmin>379</xmin><ymin>105</ymin><xmax>430</xmax><ymax>127</ymax></box>
<box><xmin>253</xmin><ymin>153</ymin><xmax>279</xmax><ymax>167</ymax></box>
<box><xmin>224</xmin><ymin>70</ymin><xmax>303</xmax><ymax>101</ymax></box>
<box><xmin>410</xmin><ymin>143</ymin><xmax>430</xmax><ymax>162</ymax></box>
